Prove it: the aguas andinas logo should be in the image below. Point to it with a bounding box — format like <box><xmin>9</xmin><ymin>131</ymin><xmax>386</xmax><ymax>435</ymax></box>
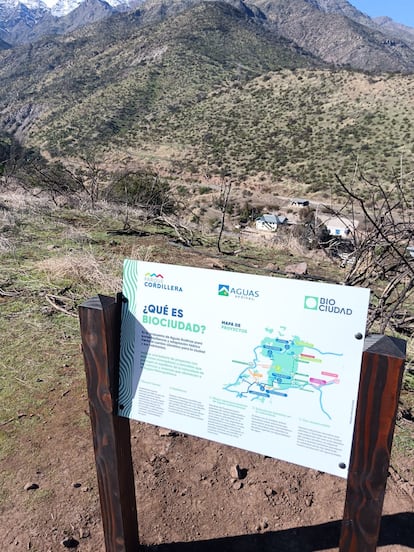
<box><xmin>218</xmin><ymin>283</ymin><xmax>259</xmax><ymax>300</ymax></box>
<box><xmin>304</xmin><ymin>295</ymin><xmax>352</xmax><ymax>315</ymax></box>
<box><xmin>144</xmin><ymin>271</ymin><xmax>183</xmax><ymax>293</ymax></box>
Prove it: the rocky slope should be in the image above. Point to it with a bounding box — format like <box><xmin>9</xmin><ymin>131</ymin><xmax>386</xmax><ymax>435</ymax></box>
<box><xmin>2</xmin><ymin>0</ymin><xmax>414</xmax><ymax>74</ymax></box>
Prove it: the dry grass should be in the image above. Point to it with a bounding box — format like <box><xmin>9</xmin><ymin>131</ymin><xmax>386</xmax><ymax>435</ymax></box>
<box><xmin>128</xmin><ymin>244</ymin><xmax>156</xmax><ymax>262</ymax></box>
<box><xmin>63</xmin><ymin>226</ymin><xmax>94</xmax><ymax>244</ymax></box>
<box><xmin>35</xmin><ymin>252</ymin><xmax>122</xmax><ymax>293</ymax></box>
<box><xmin>0</xmin><ymin>235</ymin><xmax>13</xmax><ymax>253</ymax></box>
<box><xmin>0</xmin><ymin>186</ymin><xmax>52</xmax><ymax>212</ymax></box>
<box><xmin>34</xmin><ymin>245</ymin><xmax>156</xmax><ymax>295</ymax></box>
<box><xmin>240</xmin><ymin>227</ymin><xmax>312</xmax><ymax>257</ymax></box>
<box><xmin>0</xmin><ymin>207</ymin><xmax>16</xmax><ymax>229</ymax></box>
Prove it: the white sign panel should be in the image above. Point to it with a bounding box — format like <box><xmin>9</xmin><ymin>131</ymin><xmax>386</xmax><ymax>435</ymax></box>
<box><xmin>119</xmin><ymin>260</ymin><xmax>370</xmax><ymax>478</ymax></box>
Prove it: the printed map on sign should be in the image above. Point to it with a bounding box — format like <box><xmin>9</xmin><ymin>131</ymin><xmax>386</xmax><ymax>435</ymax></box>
<box><xmin>224</xmin><ymin>327</ymin><xmax>342</xmax><ymax>420</ymax></box>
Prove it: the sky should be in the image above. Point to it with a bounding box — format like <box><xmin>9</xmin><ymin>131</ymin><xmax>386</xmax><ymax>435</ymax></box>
<box><xmin>350</xmin><ymin>0</ymin><xmax>414</xmax><ymax>28</ymax></box>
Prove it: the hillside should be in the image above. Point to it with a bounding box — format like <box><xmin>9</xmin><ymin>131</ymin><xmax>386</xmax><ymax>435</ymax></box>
<box><xmin>374</xmin><ymin>16</ymin><xmax>414</xmax><ymax>47</ymax></box>
<box><xmin>3</xmin><ymin>0</ymin><xmax>414</xmax><ymax>71</ymax></box>
<box><xmin>1</xmin><ymin>41</ymin><xmax>414</xmax><ymax>193</ymax></box>
<box><xmin>0</xmin><ymin>0</ymin><xmax>414</xmax><ymax>195</ymax></box>
<box><xmin>1</xmin><ymin>1</ymin><xmax>414</xmax><ymax>192</ymax></box>
<box><xmin>0</xmin><ymin>2</ymin><xmax>321</xmax><ymax>145</ymax></box>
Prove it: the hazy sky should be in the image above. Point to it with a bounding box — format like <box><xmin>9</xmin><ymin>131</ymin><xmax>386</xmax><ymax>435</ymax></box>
<box><xmin>351</xmin><ymin>1</ymin><xmax>414</xmax><ymax>28</ymax></box>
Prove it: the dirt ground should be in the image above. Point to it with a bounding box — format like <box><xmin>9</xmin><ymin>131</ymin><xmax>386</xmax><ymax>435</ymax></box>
<box><xmin>1</xmin><ymin>372</ymin><xmax>413</xmax><ymax>552</ymax></box>
<box><xmin>0</xmin><ymin>193</ymin><xmax>412</xmax><ymax>551</ymax></box>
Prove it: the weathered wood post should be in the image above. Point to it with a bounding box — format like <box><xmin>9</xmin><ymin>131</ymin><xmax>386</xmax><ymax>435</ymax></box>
<box><xmin>339</xmin><ymin>334</ymin><xmax>406</xmax><ymax>552</ymax></box>
<box><xmin>79</xmin><ymin>294</ymin><xmax>139</xmax><ymax>552</ymax></box>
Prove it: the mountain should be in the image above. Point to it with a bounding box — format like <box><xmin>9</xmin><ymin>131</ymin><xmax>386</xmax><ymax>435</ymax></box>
<box><xmin>373</xmin><ymin>16</ymin><xmax>414</xmax><ymax>47</ymax></box>
<box><xmin>0</xmin><ymin>0</ymin><xmax>123</xmax><ymax>43</ymax></box>
<box><xmin>320</xmin><ymin>1</ymin><xmax>414</xmax><ymax>48</ymax></box>
<box><xmin>304</xmin><ymin>0</ymin><xmax>373</xmax><ymax>25</ymax></box>
<box><xmin>1</xmin><ymin>0</ymin><xmax>414</xmax><ymax>193</ymax></box>
<box><xmin>50</xmin><ymin>0</ymin><xmax>135</xmax><ymax>17</ymax></box>
<box><xmin>1</xmin><ymin>0</ymin><xmax>414</xmax><ymax>74</ymax></box>
<box><xmin>52</xmin><ymin>0</ymin><xmax>117</xmax><ymax>33</ymax></box>
<box><xmin>0</xmin><ymin>0</ymin><xmax>53</xmax><ymax>44</ymax></box>
<box><xmin>0</xmin><ymin>1</ymin><xmax>322</xmax><ymax>150</ymax></box>
<box><xmin>251</xmin><ymin>0</ymin><xmax>414</xmax><ymax>73</ymax></box>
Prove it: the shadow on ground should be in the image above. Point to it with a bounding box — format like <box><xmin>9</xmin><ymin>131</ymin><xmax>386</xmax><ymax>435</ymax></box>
<box><xmin>143</xmin><ymin>512</ymin><xmax>413</xmax><ymax>552</ymax></box>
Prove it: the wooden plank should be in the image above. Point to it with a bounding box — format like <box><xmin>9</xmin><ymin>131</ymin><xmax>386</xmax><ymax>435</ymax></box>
<box><xmin>339</xmin><ymin>335</ymin><xmax>406</xmax><ymax>552</ymax></box>
<box><xmin>79</xmin><ymin>295</ymin><xmax>139</xmax><ymax>552</ymax></box>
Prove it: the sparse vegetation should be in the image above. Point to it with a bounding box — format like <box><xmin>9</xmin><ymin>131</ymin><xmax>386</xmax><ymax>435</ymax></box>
<box><xmin>0</xmin><ymin>2</ymin><xmax>413</xmax><ymax>547</ymax></box>
<box><xmin>108</xmin><ymin>170</ymin><xmax>176</xmax><ymax>216</ymax></box>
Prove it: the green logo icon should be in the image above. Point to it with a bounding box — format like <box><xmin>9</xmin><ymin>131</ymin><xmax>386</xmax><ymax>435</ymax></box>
<box><xmin>304</xmin><ymin>296</ymin><xmax>319</xmax><ymax>310</ymax></box>
<box><xmin>218</xmin><ymin>284</ymin><xmax>230</xmax><ymax>297</ymax></box>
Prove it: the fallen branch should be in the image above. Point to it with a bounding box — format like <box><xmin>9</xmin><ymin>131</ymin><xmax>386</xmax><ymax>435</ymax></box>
<box><xmin>45</xmin><ymin>294</ymin><xmax>77</xmax><ymax>317</ymax></box>
<box><xmin>0</xmin><ymin>288</ymin><xmax>19</xmax><ymax>297</ymax></box>
<box><xmin>155</xmin><ymin>215</ymin><xmax>195</xmax><ymax>247</ymax></box>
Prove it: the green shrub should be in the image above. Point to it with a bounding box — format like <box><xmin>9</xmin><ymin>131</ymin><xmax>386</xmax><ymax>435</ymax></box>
<box><xmin>198</xmin><ymin>186</ymin><xmax>212</xmax><ymax>195</ymax></box>
<box><xmin>108</xmin><ymin>171</ymin><xmax>175</xmax><ymax>215</ymax></box>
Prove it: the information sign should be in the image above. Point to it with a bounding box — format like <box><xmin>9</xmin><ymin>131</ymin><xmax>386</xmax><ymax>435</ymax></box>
<box><xmin>119</xmin><ymin>260</ymin><xmax>370</xmax><ymax>478</ymax></box>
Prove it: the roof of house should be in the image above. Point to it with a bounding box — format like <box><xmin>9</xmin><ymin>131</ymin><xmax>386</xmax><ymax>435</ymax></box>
<box><xmin>291</xmin><ymin>198</ymin><xmax>309</xmax><ymax>205</ymax></box>
<box><xmin>319</xmin><ymin>215</ymin><xmax>358</xmax><ymax>230</ymax></box>
<box><xmin>256</xmin><ymin>214</ymin><xmax>288</xmax><ymax>224</ymax></box>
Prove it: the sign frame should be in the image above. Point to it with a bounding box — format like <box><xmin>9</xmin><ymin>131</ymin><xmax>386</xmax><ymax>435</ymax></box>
<box><xmin>79</xmin><ymin>293</ymin><xmax>406</xmax><ymax>552</ymax></box>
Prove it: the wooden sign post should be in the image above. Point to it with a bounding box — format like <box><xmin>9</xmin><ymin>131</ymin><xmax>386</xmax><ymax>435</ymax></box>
<box><xmin>339</xmin><ymin>334</ymin><xmax>406</xmax><ymax>551</ymax></box>
<box><xmin>79</xmin><ymin>295</ymin><xmax>139</xmax><ymax>551</ymax></box>
<box><xmin>79</xmin><ymin>294</ymin><xmax>406</xmax><ymax>552</ymax></box>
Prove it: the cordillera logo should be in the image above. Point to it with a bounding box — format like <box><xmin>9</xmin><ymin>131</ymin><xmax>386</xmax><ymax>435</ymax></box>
<box><xmin>144</xmin><ymin>272</ymin><xmax>183</xmax><ymax>293</ymax></box>
<box><xmin>304</xmin><ymin>295</ymin><xmax>352</xmax><ymax>315</ymax></box>
<box><xmin>218</xmin><ymin>284</ymin><xmax>259</xmax><ymax>300</ymax></box>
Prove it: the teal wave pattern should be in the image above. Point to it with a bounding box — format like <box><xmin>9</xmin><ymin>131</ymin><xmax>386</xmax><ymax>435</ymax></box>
<box><xmin>118</xmin><ymin>259</ymin><xmax>139</xmax><ymax>417</ymax></box>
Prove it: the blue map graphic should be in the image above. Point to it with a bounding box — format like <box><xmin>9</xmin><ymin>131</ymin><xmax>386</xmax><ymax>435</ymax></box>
<box><xmin>223</xmin><ymin>328</ymin><xmax>343</xmax><ymax>420</ymax></box>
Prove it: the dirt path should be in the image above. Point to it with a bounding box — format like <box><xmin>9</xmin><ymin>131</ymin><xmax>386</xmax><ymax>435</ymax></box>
<box><xmin>2</xmin><ymin>404</ymin><xmax>413</xmax><ymax>551</ymax></box>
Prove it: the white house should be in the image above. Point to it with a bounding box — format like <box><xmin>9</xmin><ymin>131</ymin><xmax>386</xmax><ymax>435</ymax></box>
<box><xmin>255</xmin><ymin>214</ymin><xmax>288</xmax><ymax>232</ymax></box>
<box><xmin>319</xmin><ymin>215</ymin><xmax>358</xmax><ymax>238</ymax></box>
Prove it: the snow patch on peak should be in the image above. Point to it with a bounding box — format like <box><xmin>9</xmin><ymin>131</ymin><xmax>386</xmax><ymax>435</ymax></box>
<box><xmin>0</xmin><ymin>0</ymin><xmax>130</xmax><ymax>17</ymax></box>
<box><xmin>0</xmin><ymin>0</ymin><xmax>18</xmax><ymax>7</ymax></box>
<box><xmin>0</xmin><ymin>0</ymin><xmax>56</xmax><ymax>11</ymax></box>
<box><xmin>50</xmin><ymin>0</ymin><xmax>81</xmax><ymax>16</ymax></box>
<box><xmin>22</xmin><ymin>0</ymin><xmax>49</xmax><ymax>8</ymax></box>
<box><xmin>49</xmin><ymin>0</ymin><xmax>130</xmax><ymax>16</ymax></box>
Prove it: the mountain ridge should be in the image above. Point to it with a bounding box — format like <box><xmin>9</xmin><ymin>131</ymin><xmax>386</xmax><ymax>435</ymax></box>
<box><xmin>252</xmin><ymin>0</ymin><xmax>414</xmax><ymax>73</ymax></box>
<box><xmin>2</xmin><ymin>0</ymin><xmax>414</xmax><ymax>54</ymax></box>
